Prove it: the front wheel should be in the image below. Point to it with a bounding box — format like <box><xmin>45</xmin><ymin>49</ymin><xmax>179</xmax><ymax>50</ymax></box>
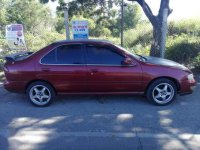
<box><xmin>26</xmin><ymin>81</ymin><xmax>55</xmax><ymax>107</ymax></box>
<box><xmin>146</xmin><ymin>79</ymin><xmax>177</xmax><ymax>106</ymax></box>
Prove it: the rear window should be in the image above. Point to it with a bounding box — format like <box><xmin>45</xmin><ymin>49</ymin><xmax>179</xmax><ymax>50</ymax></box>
<box><xmin>41</xmin><ymin>44</ymin><xmax>84</xmax><ymax>65</ymax></box>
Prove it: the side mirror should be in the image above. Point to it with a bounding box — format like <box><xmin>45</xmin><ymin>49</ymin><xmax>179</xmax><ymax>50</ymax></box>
<box><xmin>122</xmin><ymin>57</ymin><xmax>136</xmax><ymax>66</ymax></box>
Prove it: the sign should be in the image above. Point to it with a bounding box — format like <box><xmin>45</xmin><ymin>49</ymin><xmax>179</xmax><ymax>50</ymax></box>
<box><xmin>5</xmin><ymin>24</ymin><xmax>27</xmax><ymax>51</ymax></box>
<box><xmin>72</xmin><ymin>20</ymin><xmax>89</xmax><ymax>39</ymax></box>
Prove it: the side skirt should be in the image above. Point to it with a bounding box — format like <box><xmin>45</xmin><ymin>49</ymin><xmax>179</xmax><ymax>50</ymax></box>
<box><xmin>57</xmin><ymin>92</ymin><xmax>144</xmax><ymax>96</ymax></box>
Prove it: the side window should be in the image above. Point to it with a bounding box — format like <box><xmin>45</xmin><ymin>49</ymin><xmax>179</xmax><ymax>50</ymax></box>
<box><xmin>41</xmin><ymin>44</ymin><xmax>84</xmax><ymax>65</ymax></box>
<box><xmin>41</xmin><ymin>49</ymin><xmax>57</xmax><ymax>64</ymax></box>
<box><xmin>86</xmin><ymin>45</ymin><xmax>124</xmax><ymax>65</ymax></box>
<box><xmin>56</xmin><ymin>45</ymin><xmax>84</xmax><ymax>64</ymax></box>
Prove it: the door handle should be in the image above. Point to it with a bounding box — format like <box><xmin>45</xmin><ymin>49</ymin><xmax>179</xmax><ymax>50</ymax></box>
<box><xmin>90</xmin><ymin>69</ymin><xmax>98</xmax><ymax>75</ymax></box>
<box><xmin>41</xmin><ymin>68</ymin><xmax>51</xmax><ymax>72</ymax></box>
<box><xmin>90</xmin><ymin>69</ymin><xmax>98</xmax><ymax>73</ymax></box>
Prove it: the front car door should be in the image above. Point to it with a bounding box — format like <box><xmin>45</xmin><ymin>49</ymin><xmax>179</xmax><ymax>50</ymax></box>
<box><xmin>37</xmin><ymin>44</ymin><xmax>87</xmax><ymax>93</ymax></box>
<box><xmin>85</xmin><ymin>43</ymin><xmax>143</xmax><ymax>93</ymax></box>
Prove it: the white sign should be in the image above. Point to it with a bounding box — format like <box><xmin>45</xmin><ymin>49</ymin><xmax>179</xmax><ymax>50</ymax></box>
<box><xmin>72</xmin><ymin>20</ymin><xmax>89</xmax><ymax>39</ymax></box>
<box><xmin>5</xmin><ymin>24</ymin><xmax>27</xmax><ymax>51</ymax></box>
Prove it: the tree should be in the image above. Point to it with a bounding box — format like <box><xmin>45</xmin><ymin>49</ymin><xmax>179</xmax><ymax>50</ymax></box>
<box><xmin>40</xmin><ymin>0</ymin><xmax>141</xmax><ymax>37</ymax></box>
<box><xmin>7</xmin><ymin>0</ymin><xmax>54</xmax><ymax>35</ymax></box>
<box><xmin>0</xmin><ymin>0</ymin><xmax>9</xmax><ymax>37</ymax></box>
<box><xmin>40</xmin><ymin>0</ymin><xmax>122</xmax><ymax>36</ymax></box>
<box><xmin>129</xmin><ymin>0</ymin><xmax>172</xmax><ymax>57</ymax></box>
<box><xmin>118</xmin><ymin>4</ymin><xmax>141</xmax><ymax>31</ymax></box>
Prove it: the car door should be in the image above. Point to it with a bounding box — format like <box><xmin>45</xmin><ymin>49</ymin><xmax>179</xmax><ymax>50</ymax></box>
<box><xmin>38</xmin><ymin>44</ymin><xmax>88</xmax><ymax>93</ymax></box>
<box><xmin>85</xmin><ymin>44</ymin><xmax>143</xmax><ymax>93</ymax></box>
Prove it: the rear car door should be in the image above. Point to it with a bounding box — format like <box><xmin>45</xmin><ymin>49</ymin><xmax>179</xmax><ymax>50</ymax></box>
<box><xmin>38</xmin><ymin>44</ymin><xmax>88</xmax><ymax>93</ymax></box>
<box><xmin>85</xmin><ymin>44</ymin><xmax>143</xmax><ymax>93</ymax></box>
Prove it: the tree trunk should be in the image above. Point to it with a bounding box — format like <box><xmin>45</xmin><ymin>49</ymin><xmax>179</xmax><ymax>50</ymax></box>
<box><xmin>133</xmin><ymin>0</ymin><xmax>172</xmax><ymax>57</ymax></box>
<box><xmin>150</xmin><ymin>26</ymin><xmax>162</xmax><ymax>57</ymax></box>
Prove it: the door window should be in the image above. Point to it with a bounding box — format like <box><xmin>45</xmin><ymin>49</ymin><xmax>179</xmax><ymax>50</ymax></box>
<box><xmin>86</xmin><ymin>45</ymin><xmax>124</xmax><ymax>65</ymax></box>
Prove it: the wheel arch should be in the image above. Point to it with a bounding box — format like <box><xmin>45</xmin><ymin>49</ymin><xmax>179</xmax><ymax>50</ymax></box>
<box><xmin>145</xmin><ymin>77</ymin><xmax>181</xmax><ymax>95</ymax></box>
<box><xmin>25</xmin><ymin>79</ymin><xmax>57</xmax><ymax>94</ymax></box>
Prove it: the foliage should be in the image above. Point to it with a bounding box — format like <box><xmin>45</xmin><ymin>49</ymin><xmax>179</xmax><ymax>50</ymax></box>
<box><xmin>0</xmin><ymin>0</ymin><xmax>8</xmax><ymax>26</ymax></box>
<box><xmin>25</xmin><ymin>31</ymin><xmax>65</xmax><ymax>51</ymax></box>
<box><xmin>166</xmin><ymin>34</ymin><xmax>200</xmax><ymax>65</ymax></box>
<box><xmin>169</xmin><ymin>19</ymin><xmax>200</xmax><ymax>37</ymax></box>
<box><xmin>123</xmin><ymin>22</ymin><xmax>152</xmax><ymax>55</ymax></box>
<box><xmin>7</xmin><ymin>0</ymin><xmax>55</xmax><ymax>35</ymax></box>
<box><xmin>121</xmin><ymin>3</ymin><xmax>142</xmax><ymax>31</ymax></box>
<box><xmin>193</xmin><ymin>54</ymin><xmax>200</xmax><ymax>69</ymax></box>
<box><xmin>55</xmin><ymin>0</ymin><xmax>141</xmax><ymax>37</ymax></box>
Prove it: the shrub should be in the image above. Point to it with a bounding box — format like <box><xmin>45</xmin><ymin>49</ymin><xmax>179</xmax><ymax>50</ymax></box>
<box><xmin>166</xmin><ymin>34</ymin><xmax>200</xmax><ymax>65</ymax></box>
<box><xmin>193</xmin><ymin>54</ymin><xmax>200</xmax><ymax>69</ymax></box>
<box><xmin>169</xmin><ymin>19</ymin><xmax>200</xmax><ymax>37</ymax></box>
<box><xmin>124</xmin><ymin>23</ymin><xmax>152</xmax><ymax>48</ymax></box>
<box><xmin>25</xmin><ymin>31</ymin><xmax>65</xmax><ymax>52</ymax></box>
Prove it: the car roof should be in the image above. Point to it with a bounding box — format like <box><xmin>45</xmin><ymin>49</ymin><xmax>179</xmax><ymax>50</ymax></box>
<box><xmin>53</xmin><ymin>39</ymin><xmax>113</xmax><ymax>44</ymax></box>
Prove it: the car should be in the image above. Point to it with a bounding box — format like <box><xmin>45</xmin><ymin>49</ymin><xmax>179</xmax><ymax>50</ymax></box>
<box><xmin>3</xmin><ymin>39</ymin><xmax>196</xmax><ymax>107</ymax></box>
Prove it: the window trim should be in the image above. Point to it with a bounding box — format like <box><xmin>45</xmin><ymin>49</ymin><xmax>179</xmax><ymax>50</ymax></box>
<box><xmin>39</xmin><ymin>43</ymin><xmax>86</xmax><ymax>66</ymax></box>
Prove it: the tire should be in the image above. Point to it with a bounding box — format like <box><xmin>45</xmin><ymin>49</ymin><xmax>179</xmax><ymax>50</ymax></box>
<box><xmin>26</xmin><ymin>81</ymin><xmax>56</xmax><ymax>107</ymax></box>
<box><xmin>146</xmin><ymin>78</ymin><xmax>177</xmax><ymax>106</ymax></box>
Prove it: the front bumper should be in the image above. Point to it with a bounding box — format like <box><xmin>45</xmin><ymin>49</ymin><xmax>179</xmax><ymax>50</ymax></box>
<box><xmin>179</xmin><ymin>80</ymin><xmax>196</xmax><ymax>96</ymax></box>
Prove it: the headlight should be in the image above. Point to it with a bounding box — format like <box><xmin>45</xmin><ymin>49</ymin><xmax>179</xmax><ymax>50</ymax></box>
<box><xmin>187</xmin><ymin>74</ymin><xmax>195</xmax><ymax>83</ymax></box>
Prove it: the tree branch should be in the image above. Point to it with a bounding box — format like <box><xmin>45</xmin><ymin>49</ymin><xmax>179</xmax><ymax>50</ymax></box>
<box><xmin>133</xmin><ymin>0</ymin><xmax>159</xmax><ymax>26</ymax></box>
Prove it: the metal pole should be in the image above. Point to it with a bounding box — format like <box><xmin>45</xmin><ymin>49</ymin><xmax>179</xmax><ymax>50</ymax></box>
<box><xmin>160</xmin><ymin>8</ymin><xmax>168</xmax><ymax>58</ymax></box>
<box><xmin>121</xmin><ymin>0</ymin><xmax>124</xmax><ymax>47</ymax></box>
<box><xmin>64</xmin><ymin>7</ymin><xmax>70</xmax><ymax>40</ymax></box>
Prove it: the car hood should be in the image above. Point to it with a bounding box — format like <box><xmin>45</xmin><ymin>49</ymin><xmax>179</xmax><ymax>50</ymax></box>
<box><xmin>145</xmin><ymin>56</ymin><xmax>189</xmax><ymax>71</ymax></box>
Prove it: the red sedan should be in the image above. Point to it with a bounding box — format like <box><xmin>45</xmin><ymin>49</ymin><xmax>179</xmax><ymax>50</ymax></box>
<box><xmin>3</xmin><ymin>40</ymin><xmax>196</xmax><ymax>106</ymax></box>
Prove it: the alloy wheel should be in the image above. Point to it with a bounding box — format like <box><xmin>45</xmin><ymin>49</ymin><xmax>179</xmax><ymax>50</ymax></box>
<box><xmin>29</xmin><ymin>85</ymin><xmax>51</xmax><ymax>106</ymax></box>
<box><xmin>152</xmin><ymin>83</ymin><xmax>175</xmax><ymax>104</ymax></box>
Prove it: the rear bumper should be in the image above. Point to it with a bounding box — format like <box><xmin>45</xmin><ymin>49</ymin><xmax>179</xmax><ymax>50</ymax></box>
<box><xmin>4</xmin><ymin>80</ymin><xmax>26</xmax><ymax>93</ymax></box>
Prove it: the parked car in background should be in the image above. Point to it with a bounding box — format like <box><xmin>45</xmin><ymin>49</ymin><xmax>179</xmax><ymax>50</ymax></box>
<box><xmin>3</xmin><ymin>39</ymin><xmax>196</xmax><ymax>107</ymax></box>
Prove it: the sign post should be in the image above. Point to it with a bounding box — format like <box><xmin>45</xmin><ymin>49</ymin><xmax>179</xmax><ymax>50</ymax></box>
<box><xmin>72</xmin><ymin>20</ymin><xmax>89</xmax><ymax>39</ymax></box>
<box><xmin>64</xmin><ymin>7</ymin><xmax>70</xmax><ymax>40</ymax></box>
<box><xmin>5</xmin><ymin>24</ymin><xmax>27</xmax><ymax>51</ymax></box>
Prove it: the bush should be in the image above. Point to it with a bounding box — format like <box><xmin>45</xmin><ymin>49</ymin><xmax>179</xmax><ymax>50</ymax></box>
<box><xmin>193</xmin><ymin>54</ymin><xmax>200</xmax><ymax>69</ymax></box>
<box><xmin>123</xmin><ymin>23</ymin><xmax>152</xmax><ymax>55</ymax></box>
<box><xmin>25</xmin><ymin>31</ymin><xmax>65</xmax><ymax>52</ymax></box>
<box><xmin>124</xmin><ymin>23</ymin><xmax>152</xmax><ymax>47</ymax></box>
<box><xmin>169</xmin><ymin>19</ymin><xmax>200</xmax><ymax>37</ymax></box>
<box><xmin>166</xmin><ymin>34</ymin><xmax>200</xmax><ymax>65</ymax></box>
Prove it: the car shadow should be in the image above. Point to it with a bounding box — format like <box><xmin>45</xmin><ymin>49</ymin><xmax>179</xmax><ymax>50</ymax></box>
<box><xmin>0</xmin><ymin>85</ymin><xmax>199</xmax><ymax>150</ymax></box>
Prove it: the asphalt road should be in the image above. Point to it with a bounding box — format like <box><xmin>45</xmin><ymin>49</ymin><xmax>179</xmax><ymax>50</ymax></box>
<box><xmin>0</xmin><ymin>83</ymin><xmax>200</xmax><ymax>150</ymax></box>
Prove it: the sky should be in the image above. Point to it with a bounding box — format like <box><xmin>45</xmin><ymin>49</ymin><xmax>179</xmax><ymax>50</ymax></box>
<box><xmin>48</xmin><ymin>0</ymin><xmax>200</xmax><ymax>21</ymax></box>
<box><xmin>145</xmin><ymin>0</ymin><xmax>200</xmax><ymax>20</ymax></box>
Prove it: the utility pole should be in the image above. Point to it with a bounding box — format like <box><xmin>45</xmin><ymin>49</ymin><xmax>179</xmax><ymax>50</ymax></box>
<box><xmin>121</xmin><ymin>0</ymin><xmax>124</xmax><ymax>47</ymax></box>
<box><xmin>64</xmin><ymin>6</ymin><xmax>70</xmax><ymax>40</ymax></box>
<box><xmin>160</xmin><ymin>8</ymin><xmax>168</xmax><ymax>58</ymax></box>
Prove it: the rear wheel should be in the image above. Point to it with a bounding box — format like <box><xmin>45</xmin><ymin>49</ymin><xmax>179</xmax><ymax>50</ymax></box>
<box><xmin>146</xmin><ymin>78</ymin><xmax>177</xmax><ymax>106</ymax></box>
<box><xmin>26</xmin><ymin>81</ymin><xmax>55</xmax><ymax>107</ymax></box>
